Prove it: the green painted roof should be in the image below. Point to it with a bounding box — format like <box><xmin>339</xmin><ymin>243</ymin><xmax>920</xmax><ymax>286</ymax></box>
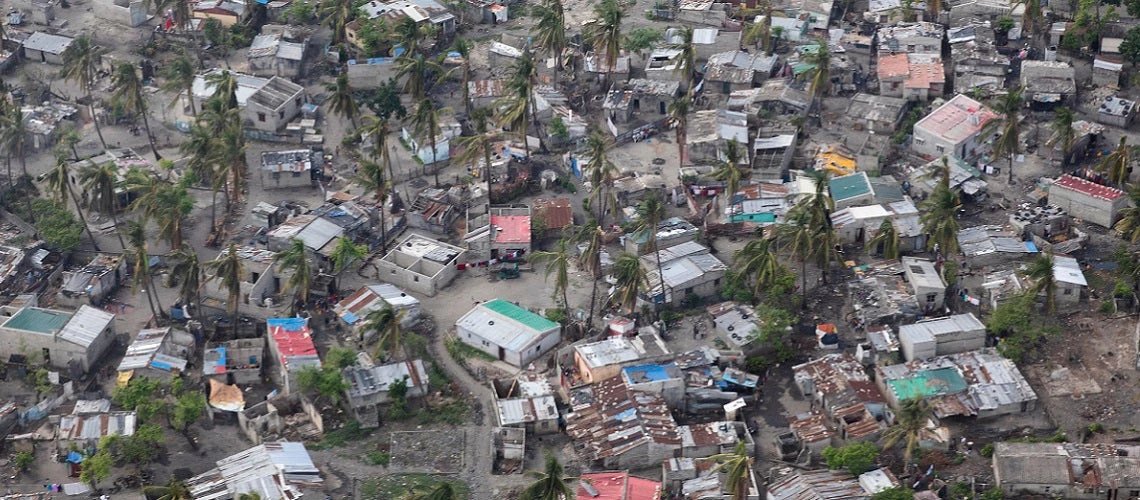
<box><xmin>829</xmin><ymin>172</ymin><xmax>873</xmax><ymax>201</ymax></box>
<box><xmin>886</xmin><ymin>367</ymin><xmax>968</xmax><ymax>400</ymax></box>
<box><xmin>483</xmin><ymin>299</ymin><xmax>559</xmax><ymax>332</ymax></box>
<box><xmin>5</xmin><ymin>308</ymin><xmax>71</xmax><ymax>334</ymax></box>
<box><xmin>730</xmin><ymin>213</ymin><xmax>777</xmax><ymax>223</ymax></box>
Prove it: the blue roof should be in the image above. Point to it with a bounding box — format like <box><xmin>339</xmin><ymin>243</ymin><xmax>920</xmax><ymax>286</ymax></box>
<box><xmin>267</xmin><ymin>317</ymin><xmax>308</xmax><ymax>331</ymax></box>
<box><xmin>623</xmin><ymin>363</ymin><xmax>676</xmax><ymax>382</ymax></box>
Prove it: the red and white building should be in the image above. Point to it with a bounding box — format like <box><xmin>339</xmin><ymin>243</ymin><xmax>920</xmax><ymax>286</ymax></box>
<box><xmin>877</xmin><ymin>53</ymin><xmax>945</xmax><ymax>101</ymax></box>
<box><xmin>1047</xmin><ymin>175</ymin><xmax>1129</xmax><ymax>229</ymax></box>
<box><xmin>911</xmin><ymin>94</ymin><xmax>998</xmax><ymax>160</ymax></box>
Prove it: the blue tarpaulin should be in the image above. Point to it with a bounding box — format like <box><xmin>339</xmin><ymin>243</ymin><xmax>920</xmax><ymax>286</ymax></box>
<box><xmin>66</xmin><ymin>452</ymin><xmax>83</xmax><ymax>464</ymax></box>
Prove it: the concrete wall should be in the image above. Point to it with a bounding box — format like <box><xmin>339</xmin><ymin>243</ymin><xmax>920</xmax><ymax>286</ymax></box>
<box><xmin>346</xmin><ymin>60</ymin><xmax>398</xmax><ymax>90</ymax></box>
<box><xmin>376</xmin><ymin>256</ymin><xmax>455</xmax><ymax>297</ymax></box>
<box><xmin>626</xmin><ymin>377</ymin><xmax>685</xmax><ymax>408</ymax></box>
<box><xmin>1048</xmin><ymin>184</ymin><xmax>1128</xmax><ymax>228</ymax></box>
<box><xmin>259</xmin><ymin>168</ymin><xmax>315</xmax><ymax>189</ymax></box>
<box><xmin>458</xmin><ymin>325</ymin><xmax>561</xmax><ymax>367</ymax></box>
<box><xmin>24</xmin><ymin>47</ymin><xmax>65</xmax><ymax>65</ymax></box>
<box><xmin>661</xmin><ymin>271</ymin><xmax>724</xmax><ymax>307</ymax></box>
<box><xmin>93</xmin><ymin>0</ymin><xmax>148</xmax><ymax>26</ymax></box>
<box><xmin>245</xmin><ymin>93</ymin><xmax>302</xmax><ymax>132</ymax></box>
<box><xmin>0</xmin><ymin>324</ymin><xmax>113</xmax><ymax>374</ymax></box>
<box><xmin>912</xmin><ymin>125</ymin><xmax>982</xmax><ymax>160</ymax></box>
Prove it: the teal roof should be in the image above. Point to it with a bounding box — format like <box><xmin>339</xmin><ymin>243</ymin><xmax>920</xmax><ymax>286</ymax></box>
<box><xmin>886</xmin><ymin>367</ymin><xmax>968</xmax><ymax>400</ymax></box>
<box><xmin>4</xmin><ymin>308</ymin><xmax>71</xmax><ymax>334</ymax></box>
<box><xmin>829</xmin><ymin>172</ymin><xmax>873</xmax><ymax>202</ymax></box>
<box><xmin>730</xmin><ymin>213</ymin><xmax>777</xmax><ymax>223</ymax></box>
<box><xmin>483</xmin><ymin>299</ymin><xmax>559</xmax><ymax>332</ymax></box>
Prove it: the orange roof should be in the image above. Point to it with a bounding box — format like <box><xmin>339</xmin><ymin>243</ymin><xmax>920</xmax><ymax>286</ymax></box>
<box><xmin>905</xmin><ymin>60</ymin><xmax>945</xmax><ymax>89</ymax></box>
<box><xmin>578</xmin><ymin>471</ymin><xmax>662</xmax><ymax>500</ymax></box>
<box><xmin>491</xmin><ymin>215</ymin><xmax>532</xmax><ymax>244</ymax></box>
<box><xmin>1053</xmin><ymin>175</ymin><xmax>1126</xmax><ymax>201</ymax></box>
<box><xmin>533</xmin><ymin>198</ymin><xmax>573</xmax><ymax>229</ymax></box>
<box><xmin>877</xmin><ymin>53</ymin><xmax>910</xmax><ymax>79</ymax></box>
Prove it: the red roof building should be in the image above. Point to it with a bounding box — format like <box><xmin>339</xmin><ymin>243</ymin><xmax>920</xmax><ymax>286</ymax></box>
<box><xmin>1048</xmin><ymin>175</ymin><xmax>1130</xmax><ymax>228</ymax></box>
<box><xmin>911</xmin><ymin>94</ymin><xmax>998</xmax><ymax>160</ymax></box>
<box><xmin>266</xmin><ymin>317</ymin><xmax>321</xmax><ymax>394</ymax></box>
<box><xmin>878</xmin><ymin>53</ymin><xmax>944</xmax><ymax>101</ymax></box>
<box><xmin>533</xmin><ymin>198</ymin><xmax>574</xmax><ymax>232</ymax></box>
<box><xmin>491</xmin><ymin>215</ymin><xmax>531</xmax><ymax>244</ymax></box>
<box><xmin>577</xmin><ymin>471</ymin><xmax>662</xmax><ymax>500</ymax></box>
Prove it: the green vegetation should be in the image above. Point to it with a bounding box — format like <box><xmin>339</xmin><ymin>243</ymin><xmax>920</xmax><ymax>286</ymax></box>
<box><xmin>892</xmin><ymin>107</ymin><xmax>924</xmax><ymax>144</ymax></box>
<box><xmin>325</xmin><ymin>346</ymin><xmax>359</xmax><ymax>369</ymax></box>
<box><xmin>17</xmin><ymin>198</ymin><xmax>83</xmax><ymax>251</ymax></box>
<box><xmin>950</xmin><ymin>482</ymin><xmax>972</xmax><ymax>498</ymax></box>
<box><xmin>365</xmin><ymin>451</ymin><xmax>391</xmax><ymax>466</ymax></box>
<box><xmin>171</xmin><ymin>391</ymin><xmax>206</xmax><ymax>431</ymax></box>
<box><xmin>13</xmin><ymin>451</ymin><xmax>33</xmax><ymax>472</ymax></box>
<box><xmin>981</xmin><ymin>443</ymin><xmax>995</xmax><ymax>458</ymax></box>
<box><xmin>871</xmin><ymin>488</ymin><xmax>915</xmax><ymax>500</ymax></box>
<box><xmin>80</xmin><ymin>451</ymin><xmax>113</xmax><ymax>489</ymax></box>
<box><xmin>987</xmin><ymin>293</ymin><xmax>1061</xmax><ymax>363</ymax></box>
<box><xmin>980</xmin><ymin>487</ymin><xmax>1005</xmax><ymax>500</ymax></box>
<box><xmin>1089</xmin><ymin>422</ymin><xmax>1106</xmax><ymax>433</ymax></box>
<box><xmin>360</xmin><ymin>474</ymin><xmax>469</xmax><ymax>499</ymax></box>
<box><xmin>822</xmin><ymin>442</ymin><xmax>880</xmax><ymax>475</ymax></box>
<box><xmin>445</xmin><ymin>337</ymin><xmax>496</xmax><ymax>363</ymax></box>
<box><xmin>115</xmin><ymin>423</ymin><xmax>164</xmax><ymax>464</ymax></box>
<box><xmin>296</xmin><ymin>365</ymin><xmax>350</xmax><ymax>405</ymax></box>
<box><xmin>113</xmin><ymin>377</ymin><xmax>167</xmax><ymax>421</ymax></box>
<box><xmin>315</xmin><ymin>420</ymin><xmax>372</xmax><ymax>449</ymax></box>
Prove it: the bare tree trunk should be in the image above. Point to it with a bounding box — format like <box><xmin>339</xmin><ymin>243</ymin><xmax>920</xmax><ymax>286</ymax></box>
<box><xmin>67</xmin><ymin>184</ymin><xmax>101</xmax><ymax>251</ymax></box>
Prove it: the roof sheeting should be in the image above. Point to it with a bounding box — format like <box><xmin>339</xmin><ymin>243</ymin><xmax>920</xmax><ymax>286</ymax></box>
<box><xmin>1053</xmin><ymin>255</ymin><xmax>1088</xmax><ymax>286</ymax></box>
<box><xmin>58</xmin><ymin>412</ymin><xmax>137</xmax><ymax>441</ymax></box>
<box><xmin>59</xmin><ymin>305</ymin><xmax>114</xmax><ymax>349</ymax></box>
<box><xmin>186</xmin><ymin>442</ymin><xmax>322</xmax><ymax>500</ymax></box>
<box><xmin>296</xmin><ymin>216</ymin><xmax>344</xmax><ymax>254</ymax></box>
<box><xmin>456</xmin><ymin>299</ymin><xmax>560</xmax><ymax>352</ymax></box>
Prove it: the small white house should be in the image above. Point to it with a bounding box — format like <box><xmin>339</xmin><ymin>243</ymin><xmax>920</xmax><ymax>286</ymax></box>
<box><xmin>1052</xmin><ymin>255</ymin><xmax>1088</xmax><ymax>308</ymax></box>
<box><xmin>901</xmin><ymin>256</ymin><xmax>946</xmax><ymax>313</ymax></box>
<box><xmin>456</xmin><ymin>299</ymin><xmax>561</xmax><ymax>367</ymax></box>
<box><xmin>898</xmin><ymin>313</ymin><xmax>986</xmax><ymax>361</ymax></box>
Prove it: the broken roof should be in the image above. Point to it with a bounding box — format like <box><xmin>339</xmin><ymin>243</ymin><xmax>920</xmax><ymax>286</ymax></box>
<box><xmin>186</xmin><ymin>442</ymin><xmax>322</xmax><ymax>500</ymax></box>
<box><xmin>846</xmin><ymin>93</ymin><xmax>907</xmax><ymax>124</ymax></box>
<box><xmin>793</xmin><ymin>353</ymin><xmax>887</xmax><ymax>413</ymax></box>
<box><xmin>1020</xmin><ymin>60</ymin><xmax>1077</xmax><ymax>95</ymax></box>
<box><xmin>334</xmin><ymin>283</ymin><xmax>420</xmax><ymax>326</ymax></box>
<box><xmin>914</xmin><ymin>94</ymin><xmax>998</xmax><ymax>144</ymax></box>
<box><xmin>766</xmin><ymin>469</ymin><xmax>870</xmax><ymax>500</ymax></box>
<box><xmin>876</xmin><ymin>348</ymin><xmax>1037</xmax><ymax>418</ymax></box>
<box><xmin>267</xmin><ymin>317</ymin><xmax>320</xmax><ymax>373</ymax></box>
<box><xmin>704</xmin><ymin>51</ymin><xmax>778</xmax><ymax>84</ymax></box>
<box><xmin>58</xmin><ymin>412</ymin><xmax>136</xmax><ymax>441</ymax></box>
<box><xmin>994</xmin><ymin>442</ymin><xmax>1140</xmax><ymax>490</ymax></box>
<box><xmin>565</xmin><ymin>377</ymin><xmax>680</xmax><ymax>463</ymax></box>
<box><xmin>344</xmin><ymin>359</ymin><xmax>430</xmax><ymax>400</ymax></box>
<box><xmin>958</xmin><ymin>225</ymin><xmax>1036</xmax><ymax>256</ymax></box>
<box><xmin>247</xmin><ymin>76</ymin><xmax>304</xmax><ymax>111</ymax></box>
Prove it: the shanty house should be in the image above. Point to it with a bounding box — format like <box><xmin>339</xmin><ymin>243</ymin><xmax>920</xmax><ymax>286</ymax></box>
<box><xmin>22</xmin><ymin>32</ymin><xmax>73</xmax><ymax>64</ymax></box>
<box><xmin>185</xmin><ymin>442</ymin><xmax>322</xmax><ymax>500</ymax></box>
<box><xmin>846</xmin><ymin>93</ymin><xmax>908</xmax><ymax>134</ymax></box>
<box><xmin>1020</xmin><ymin>61</ymin><xmax>1077</xmax><ymax>107</ymax></box>
<box><xmin>491</xmin><ymin>373</ymin><xmax>559</xmax><ymax>435</ymax></box>
<box><xmin>456</xmin><ymin>299</ymin><xmax>561</xmax><ymax>367</ymax></box>
<box><xmin>901</xmin><ymin>256</ymin><xmax>946</xmax><ymax>314</ymax></box>
<box><xmin>334</xmin><ymin>283</ymin><xmax>422</xmax><ymax>333</ymax></box>
<box><xmin>1051</xmin><ymin>255</ymin><xmax>1087</xmax><ymax>308</ymax></box>
<box><xmin>116</xmin><ymin>327</ymin><xmax>191</xmax><ymax>382</ymax></box>
<box><xmin>247</xmin><ymin>33</ymin><xmax>306</xmax><ymax>79</ymax></box>
<box><xmin>829</xmin><ymin>172</ymin><xmax>875</xmax><ymax>209</ymax></box>
<box><xmin>343</xmin><ymin>360</ymin><xmax>429</xmax><ymax>425</ymax></box>
<box><xmin>1047</xmin><ymin>175</ymin><xmax>1128</xmax><ymax>228</ymax></box>
<box><xmin>625</xmin><ymin>217</ymin><xmax>699</xmax><ymax>255</ymax></box>
<box><xmin>564</xmin><ymin>376</ymin><xmax>680</xmax><ymax>470</ymax></box>
<box><xmin>0</xmin><ymin>305</ymin><xmax>115</xmax><ymax>374</ymax></box>
<box><xmin>642</xmin><ymin>242</ymin><xmax>727</xmax><ymax>308</ymax></box>
<box><xmin>56</xmin><ymin>254</ymin><xmax>127</xmax><ymax>308</ymax></box>
<box><xmin>57</xmin><ymin>410</ymin><xmax>136</xmax><ymax>450</ymax></box>
<box><xmin>898</xmin><ymin>313</ymin><xmax>986</xmax><ymax>361</ymax></box>
<box><xmin>877</xmin><ymin>53</ymin><xmax>945</xmax><ymax>101</ymax></box>
<box><xmin>259</xmin><ymin>149</ymin><xmax>320</xmax><ymax>189</ymax></box>
<box><xmin>792</xmin><ymin>354</ymin><xmax>888</xmax><ymax>443</ymax></box>
<box><xmin>993</xmin><ymin>442</ymin><xmax>1140</xmax><ymax>499</ymax></box>
<box><xmin>266</xmin><ymin>317</ymin><xmax>321</xmax><ymax>395</ymax></box>
<box><xmin>911</xmin><ymin>94</ymin><xmax>998</xmax><ymax>160</ymax></box>
<box><xmin>702</xmin><ymin>51</ymin><xmax>778</xmax><ymax>94</ymax></box>
<box><xmin>875</xmin><ymin>349</ymin><xmax>1037</xmax><ymax>418</ymax></box>
<box><xmin>1096</xmin><ymin>95</ymin><xmax>1135</xmax><ymax>128</ymax></box>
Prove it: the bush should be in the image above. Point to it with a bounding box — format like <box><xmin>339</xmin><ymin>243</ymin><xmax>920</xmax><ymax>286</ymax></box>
<box><xmin>13</xmin><ymin>451</ymin><xmax>33</xmax><ymax>472</ymax></box>
<box><xmin>950</xmin><ymin>482</ymin><xmax>972</xmax><ymax>499</ymax></box>
<box><xmin>1101</xmin><ymin>299</ymin><xmax>1117</xmax><ymax>315</ymax></box>
<box><xmin>544</xmin><ymin>308</ymin><xmax>567</xmax><ymax>323</ymax></box>
<box><xmin>365</xmin><ymin>451</ymin><xmax>390</xmax><ymax>466</ymax></box>
<box><xmin>822</xmin><ymin>442</ymin><xmax>879</xmax><ymax>475</ymax></box>
<box><xmin>981</xmin><ymin>443</ymin><xmax>995</xmax><ymax>458</ymax></box>
<box><xmin>1089</xmin><ymin>422</ymin><xmax>1106</xmax><ymax>433</ymax></box>
<box><xmin>980</xmin><ymin>487</ymin><xmax>1005</xmax><ymax>500</ymax></box>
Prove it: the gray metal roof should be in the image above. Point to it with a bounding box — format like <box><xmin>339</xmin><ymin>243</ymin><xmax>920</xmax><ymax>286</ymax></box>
<box><xmin>187</xmin><ymin>442</ymin><xmax>322</xmax><ymax>500</ymax></box>
<box><xmin>1053</xmin><ymin>255</ymin><xmax>1088</xmax><ymax>286</ymax></box>
<box><xmin>23</xmin><ymin>32</ymin><xmax>74</xmax><ymax>55</ymax></box>
<box><xmin>58</xmin><ymin>412</ymin><xmax>136</xmax><ymax>441</ymax></box>
<box><xmin>344</xmin><ymin>360</ymin><xmax>429</xmax><ymax>399</ymax></box>
<box><xmin>117</xmin><ymin>327</ymin><xmax>170</xmax><ymax>371</ymax></box>
<box><xmin>455</xmin><ymin>302</ymin><xmax>560</xmax><ymax>352</ymax></box>
<box><xmin>59</xmin><ymin>305</ymin><xmax>114</xmax><ymax>349</ymax></box>
<box><xmin>898</xmin><ymin>313</ymin><xmax>985</xmax><ymax>343</ymax></box>
<box><xmin>297</xmin><ymin>216</ymin><xmax>344</xmax><ymax>254</ymax></box>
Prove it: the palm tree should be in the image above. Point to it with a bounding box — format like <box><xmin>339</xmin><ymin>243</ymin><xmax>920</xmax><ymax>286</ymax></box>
<box><xmin>713</xmin><ymin>139</ymin><xmax>747</xmax><ymax>215</ymax></box>
<box><xmin>58</xmin><ymin>124</ymin><xmax>82</xmax><ymax>160</ymax></box>
<box><xmin>584</xmin><ymin>0</ymin><xmax>624</xmax><ymax>85</ymax></box>
<box><xmin>1046</xmin><ymin>106</ymin><xmax>1075</xmax><ymax>168</ymax></box>
<box><xmin>635</xmin><ymin>195</ymin><xmax>667</xmax><ymax>304</ymax></box>
<box><xmin>80</xmin><ymin>160</ymin><xmax>128</xmax><ymax>249</ymax></box>
<box><xmin>204</xmin><ymin>70</ymin><xmax>239</xmax><ymax>111</ymax></box>
<box><xmin>867</xmin><ymin>218</ymin><xmax>901</xmax><ymax>259</ymax></box>
<box><xmin>326</xmin><ymin>73</ymin><xmax>358</xmax><ymax>128</ymax></box>
<box><xmin>111</xmin><ymin>62</ymin><xmax>161</xmax><ymax>159</ymax></box>
<box><xmin>880</xmin><ymin>397</ymin><xmax>932</xmax><ymax>463</ymax></box>
<box><xmin>125</xmin><ymin>221</ymin><xmax>163</xmax><ymax>323</ymax></box>
<box><xmin>802</xmin><ymin>40</ymin><xmax>831</xmax><ymax>109</ymax></box>
<box><xmin>354</xmin><ymin>159</ymin><xmax>391</xmax><ymax>252</ymax></box>
<box><xmin>394</xmin><ymin>54</ymin><xmax>443</xmax><ymax>100</ymax></box>
<box><xmin>394</xmin><ymin>16</ymin><xmax>433</xmax><ymax>56</ymax></box>
<box><xmin>744</xmin><ymin>11</ymin><xmax>772</xmax><ymax>54</ymax></box>
<box><xmin>519</xmin><ymin>451</ymin><xmax>575</xmax><ymax>500</ymax></box>
<box><xmin>668</xmin><ymin>26</ymin><xmax>697</xmax><ymax>90</ymax></box>
<box><xmin>919</xmin><ymin>183</ymin><xmax>961</xmax><ymax>258</ymax></box>
<box><xmin>668</xmin><ymin>96</ymin><xmax>691</xmax><ymax>165</ymax></box>
<box><xmin>414</xmin><ymin>482</ymin><xmax>459</xmax><ymax>500</ymax></box>
<box><xmin>777</xmin><ymin>210</ymin><xmax>815</xmax><ymax>308</ymax></box>
<box><xmin>923</xmin><ymin>156</ymin><xmax>952</xmax><ymax>191</ymax></box>
<box><xmin>211</xmin><ymin>120</ymin><xmax>248</xmax><ymax>217</ymax></box>
<box><xmin>361</xmin><ymin>305</ymin><xmax>404</xmax><ymax>355</ymax></box>
<box><xmin>450</xmin><ymin>37</ymin><xmax>475</xmax><ymax>114</ymax></box>
<box><xmin>584</xmin><ymin>133</ymin><xmax>618</xmax><ymax>224</ymax></box>
<box><xmin>611</xmin><ymin>252</ymin><xmax>647</xmax><ymax>313</ymax></box>
<box><xmin>576</xmin><ymin>224</ymin><xmax>605</xmax><ymax>329</ymax></box>
<box><xmin>60</xmin><ymin>36</ymin><xmax>108</xmax><ymax>148</ymax></box>
<box><xmin>161</xmin><ymin>54</ymin><xmax>198</xmax><ymax>118</ymax></box>
<box><xmin>44</xmin><ymin>152</ymin><xmax>100</xmax><ymax>250</ymax></box>
<box><xmin>1024</xmin><ymin>252</ymin><xmax>1057</xmax><ymax>314</ymax></box>
<box><xmin>205</xmin><ymin>243</ymin><xmax>244</xmax><ymax>333</ymax></box>
<box><xmin>236</xmin><ymin>493</ymin><xmax>262</xmax><ymax>500</ymax></box>
<box><xmin>1113</xmin><ymin>183</ymin><xmax>1140</xmax><ymax>242</ymax></box>
<box><xmin>708</xmin><ymin>442</ymin><xmax>754</xmax><ymax>500</ymax></box>
<box><xmin>328</xmin><ymin>235</ymin><xmax>367</xmax><ymax>292</ymax></box>
<box><xmin>990</xmin><ymin>86</ymin><xmax>1024</xmax><ymax>183</ymax></box>
<box><xmin>494</xmin><ymin>92</ymin><xmax>531</xmax><ymax>159</ymax></box>
<box><xmin>1019</xmin><ymin>0</ymin><xmax>1042</xmax><ymax>36</ymax></box>
<box><xmin>157</xmin><ymin>478</ymin><xmax>191</xmax><ymax>500</ymax></box>
<box><xmin>319</xmin><ymin>0</ymin><xmax>353</xmax><ymax>44</ymax></box>
<box><xmin>274</xmin><ymin>238</ymin><xmax>313</xmax><ymax>311</ymax></box>
<box><xmin>531</xmin><ymin>0</ymin><xmax>567</xmax><ymax>84</ymax></box>
<box><xmin>410</xmin><ymin>98</ymin><xmax>445</xmax><ymax>186</ymax></box>
<box><xmin>733</xmin><ymin>238</ymin><xmax>782</xmax><ymax>302</ymax></box>
<box><xmin>0</xmin><ymin>108</ymin><xmax>30</xmax><ymax>183</ymax></box>
<box><xmin>153</xmin><ymin>178</ymin><xmax>194</xmax><ymax>249</ymax></box>
<box><xmin>509</xmin><ymin>50</ymin><xmax>547</xmax><ymax>154</ymax></box>
<box><xmin>529</xmin><ymin>237</ymin><xmax>572</xmax><ymax>310</ymax></box>
<box><xmin>171</xmin><ymin>245</ymin><xmax>202</xmax><ymax>312</ymax></box>
<box><xmin>1100</xmin><ymin>136</ymin><xmax>1133</xmax><ymax>186</ymax></box>
<box><xmin>453</xmin><ymin>107</ymin><xmax>498</xmax><ymax>203</ymax></box>
<box><xmin>927</xmin><ymin>0</ymin><xmax>942</xmax><ymax>21</ymax></box>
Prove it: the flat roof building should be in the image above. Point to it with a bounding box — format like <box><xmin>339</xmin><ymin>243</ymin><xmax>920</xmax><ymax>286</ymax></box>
<box><xmin>376</xmin><ymin>234</ymin><xmax>464</xmax><ymax>297</ymax></box>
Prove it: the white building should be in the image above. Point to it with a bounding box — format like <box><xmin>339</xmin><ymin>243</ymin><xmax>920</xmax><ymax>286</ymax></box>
<box><xmin>901</xmin><ymin>256</ymin><xmax>946</xmax><ymax>314</ymax></box>
<box><xmin>455</xmin><ymin>299</ymin><xmax>561</xmax><ymax>367</ymax></box>
<box><xmin>0</xmin><ymin>304</ymin><xmax>115</xmax><ymax>374</ymax></box>
<box><xmin>186</xmin><ymin>442</ymin><xmax>322</xmax><ymax>500</ymax></box>
<box><xmin>911</xmin><ymin>94</ymin><xmax>998</xmax><ymax>160</ymax></box>
<box><xmin>334</xmin><ymin>283</ymin><xmax>422</xmax><ymax>333</ymax></box>
<box><xmin>898</xmin><ymin>313</ymin><xmax>986</xmax><ymax>361</ymax></box>
<box><xmin>375</xmin><ymin>234</ymin><xmax>464</xmax><ymax>297</ymax></box>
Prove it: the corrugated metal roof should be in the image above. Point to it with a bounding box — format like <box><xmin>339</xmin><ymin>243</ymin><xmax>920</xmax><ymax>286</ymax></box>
<box><xmin>59</xmin><ymin>305</ymin><xmax>114</xmax><ymax>348</ymax></box>
<box><xmin>297</xmin><ymin>215</ymin><xmax>344</xmax><ymax>253</ymax></box>
<box><xmin>187</xmin><ymin>442</ymin><xmax>321</xmax><ymax>500</ymax></box>
<box><xmin>1053</xmin><ymin>255</ymin><xmax>1087</xmax><ymax>286</ymax></box>
<box><xmin>334</xmin><ymin>284</ymin><xmax>420</xmax><ymax>325</ymax></box>
<box><xmin>58</xmin><ymin>412</ymin><xmax>136</xmax><ymax>441</ymax></box>
<box><xmin>456</xmin><ymin>299</ymin><xmax>560</xmax><ymax>352</ymax></box>
<box><xmin>899</xmin><ymin>313</ymin><xmax>985</xmax><ymax>344</ymax></box>
<box><xmin>118</xmin><ymin>327</ymin><xmax>171</xmax><ymax>371</ymax></box>
<box><xmin>766</xmin><ymin>469</ymin><xmax>869</xmax><ymax>500</ymax></box>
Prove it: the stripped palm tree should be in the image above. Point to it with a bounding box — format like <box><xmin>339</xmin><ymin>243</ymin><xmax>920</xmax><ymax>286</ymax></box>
<box><xmin>1024</xmin><ymin>252</ymin><xmax>1057</xmax><ymax>314</ymax></box>
<box><xmin>668</xmin><ymin>96</ymin><xmax>691</xmax><ymax>165</ymax></box>
<box><xmin>635</xmin><ymin>195</ymin><xmax>667</xmax><ymax>306</ymax></box>
<box><xmin>326</xmin><ymin>73</ymin><xmax>358</xmax><ymax>127</ymax></box>
<box><xmin>990</xmin><ymin>86</ymin><xmax>1024</xmax><ymax>183</ymax></box>
<box><xmin>880</xmin><ymin>397</ymin><xmax>932</xmax><ymax>463</ymax></box>
<box><xmin>80</xmin><ymin>160</ymin><xmax>128</xmax><ymax>249</ymax></box>
<box><xmin>1100</xmin><ymin>136</ymin><xmax>1134</xmax><ymax>186</ymax></box>
<box><xmin>519</xmin><ymin>451</ymin><xmax>575</xmax><ymax>500</ymax></box>
<box><xmin>453</xmin><ymin>107</ymin><xmax>499</xmax><ymax>203</ymax></box>
<box><xmin>60</xmin><ymin>36</ymin><xmax>108</xmax><ymax>148</ymax></box>
<box><xmin>576</xmin><ymin>223</ymin><xmax>606</xmax><ymax>329</ymax></box>
<box><xmin>584</xmin><ymin>133</ymin><xmax>619</xmax><ymax>225</ymax></box>
<box><xmin>125</xmin><ymin>221</ymin><xmax>162</xmax><ymax>323</ymax></box>
<box><xmin>529</xmin><ymin>237</ymin><xmax>572</xmax><ymax>310</ymax></box>
<box><xmin>274</xmin><ymin>238</ymin><xmax>314</xmax><ymax>311</ymax></box>
<box><xmin>44</xmin><ymin>151</ymin><xmax>100</xmax><ymax>250</ymax></box>
<box><xmin>668</xmin><ymin>26</ymin><xmax>697</xmax><ymax>90</ymax></box>
<box><xmin>713</xmin><ymin>139</ymin><xmax>747</xmax><ymax>215</ymax></box>
<box><xmin>1046</xmin><ymin>106</ymin><xmax>1075</xmax><ymax>168</ymax></box>
<box><xmin>733</xmin><ymin>238</ymin><xmax>782</xmax><ymax>302</ymax></box>
<box><xmin>1113</xmin><ymin>183</ymin><xmax>1140</xmax><ymax>243</ymax></box>
<box><xmin>170</xmin><ymin>245</ymin><xmax>202</xmax><ymax>313</ymax></box>
<box><xmin>205</xmin><ymin>243</ymin><xmax>244</xmax><ymax>336</ymax></box>
<box><xmin>583</xmin><ymin>0</ymin><xmax>624</xmax><ymax>86</ymax></box>
<box><xmin>111</xmin><ymin>61</ymin><xmax>160</xmax><ymax>159</ymax></box>
<box><xmin>161</xmin><ymin>54</ymin><xmax>199</xmax><ymax>117</ymax></box>
<box><xmin>354</xmin><ymin>159</ymin><xmax>391</xmax><ymax>253</ymax></box>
